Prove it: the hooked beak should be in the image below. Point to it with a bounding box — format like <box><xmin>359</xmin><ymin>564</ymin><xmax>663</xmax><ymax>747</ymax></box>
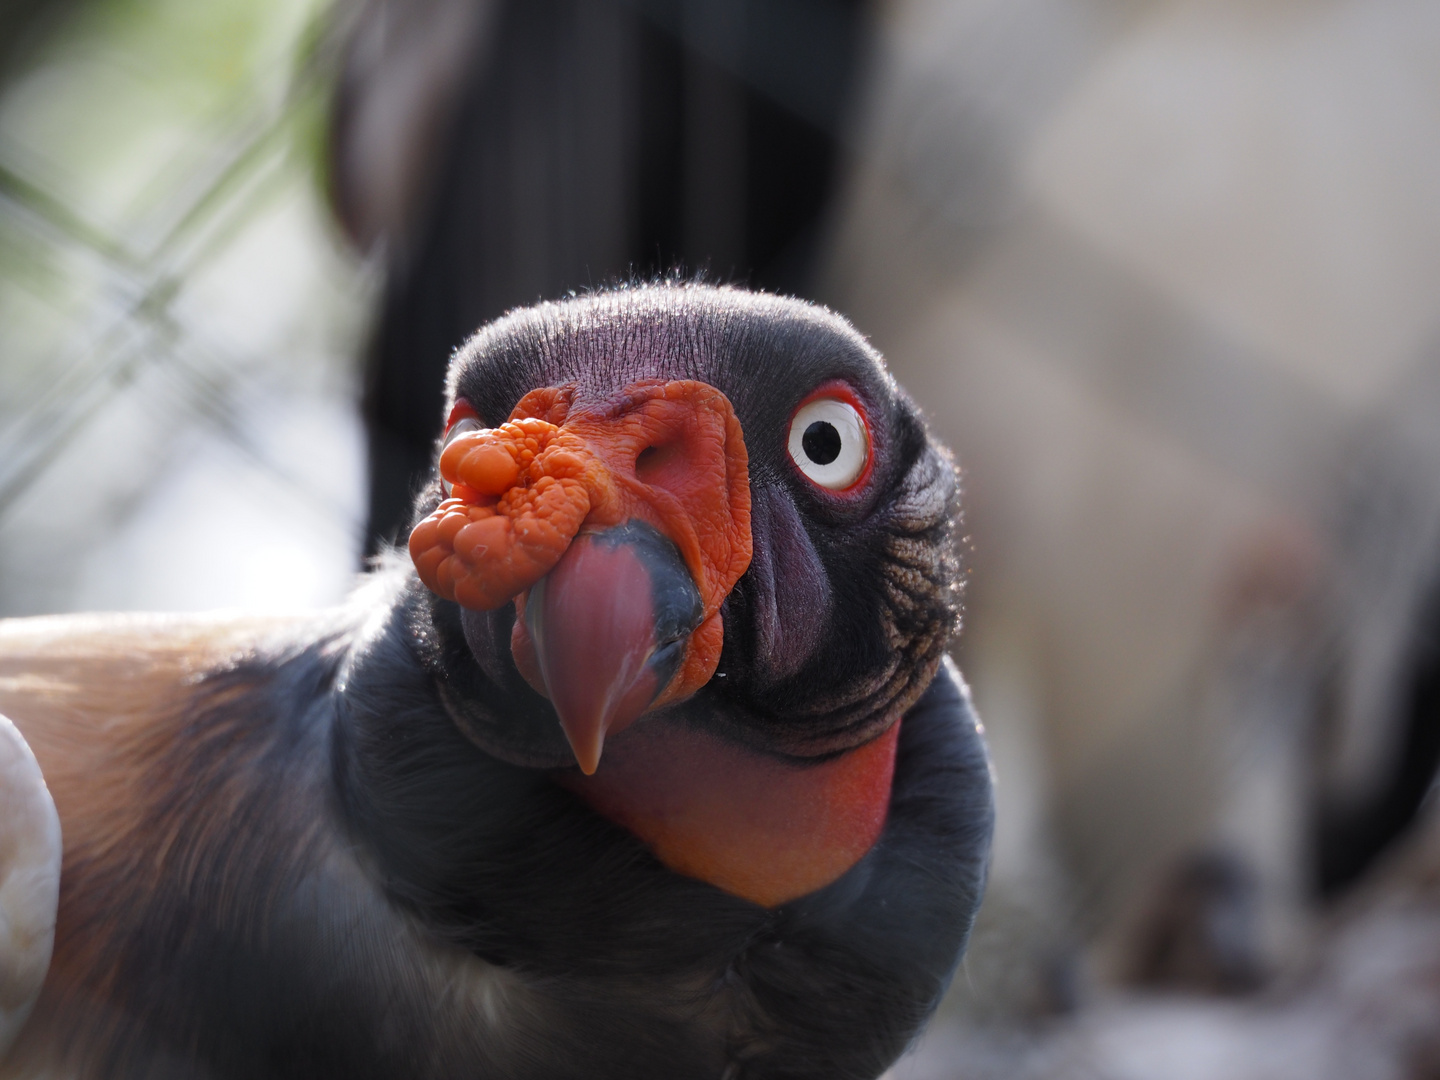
<box><xmin>517</xmin><ymin>522</ymin><xmax>703</xmax><ymax>774</ymax></box>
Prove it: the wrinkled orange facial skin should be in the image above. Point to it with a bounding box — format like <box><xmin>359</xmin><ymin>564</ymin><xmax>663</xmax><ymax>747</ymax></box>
<box><xmin>408</xmin><ymin>380</ymin><xmax>752</xmax><ymax>708</ymax></box>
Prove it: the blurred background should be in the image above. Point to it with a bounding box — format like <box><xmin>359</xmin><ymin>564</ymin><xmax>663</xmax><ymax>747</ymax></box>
<box><xmin>2</xmin><ymin>0</ymin><xmax>1439</xmax><ymax>1077</ymax></box>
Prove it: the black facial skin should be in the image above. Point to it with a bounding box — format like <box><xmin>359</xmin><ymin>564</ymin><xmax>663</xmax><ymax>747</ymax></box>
<box><xmin>24</xmin><ymin>284</ymin><xmax>991</xmax><ymax>1080</ymax></box>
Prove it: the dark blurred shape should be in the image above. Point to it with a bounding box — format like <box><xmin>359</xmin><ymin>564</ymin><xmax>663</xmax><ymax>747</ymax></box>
<box><xmin>1124</xmin><ymin>848</ymin><xmax>1266</xmax><ymax>996</ymax></box>
<box><xmin>0</xmin><ymin>0</ymin><xmax>78</xmax><ymax>78</ymax></box>
<box><xmin>1318</xmin><ymin>571</ymin><xmax>1440</xmax><ymax>897</ymax></box>
<box><xmin>329</xmin><ymin>0</ymin><xmax>874</xmax><ymax>551</ymax></box>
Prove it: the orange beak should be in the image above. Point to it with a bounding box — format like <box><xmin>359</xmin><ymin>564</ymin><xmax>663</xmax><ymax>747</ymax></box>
<box><xmin>408</xmin><ymin>380</ymin><xmax>752</xmax><ymax>773</ymax></box>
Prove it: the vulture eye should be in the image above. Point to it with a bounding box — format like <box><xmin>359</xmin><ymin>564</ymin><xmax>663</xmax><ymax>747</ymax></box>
<box><xmin>787</xmin><ymin>395</ymin><xmax>870</xmax><ymax>491</ymax></box>
<box><xmin>439</xmin><ymin>413</ymin><xmax>484</xmax><ymax>496</ymax></box>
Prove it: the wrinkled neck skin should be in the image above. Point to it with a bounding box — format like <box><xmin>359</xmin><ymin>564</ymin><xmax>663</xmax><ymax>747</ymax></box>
<box><xmin>328</xmin><ymin>572</ymin><xmax>994</xmax><ymax>1078</ymax></box>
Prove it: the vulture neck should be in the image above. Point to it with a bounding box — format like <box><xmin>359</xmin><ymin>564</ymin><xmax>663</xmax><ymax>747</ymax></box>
<box><xmin>555</xmin><ymin>717</ymin><xmax>901</xmax><ymax>908</ymax></box>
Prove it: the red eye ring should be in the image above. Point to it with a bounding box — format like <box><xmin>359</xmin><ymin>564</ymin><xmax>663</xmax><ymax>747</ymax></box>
<box><xmin>787</xmin><ymin>380</ymin><xmax>874</xmax><ymax>494</ymax></box>
<box><xmin>445</xmin><ymin>398</ymin><xmax>480</xmax><ymax>435</ymax></box>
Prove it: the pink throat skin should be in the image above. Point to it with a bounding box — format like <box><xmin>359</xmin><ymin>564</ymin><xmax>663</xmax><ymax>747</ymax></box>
<box><xmin>555</xmin><ymin>717</ymin><xmax>901</xmax><ymax>908</ymax></box>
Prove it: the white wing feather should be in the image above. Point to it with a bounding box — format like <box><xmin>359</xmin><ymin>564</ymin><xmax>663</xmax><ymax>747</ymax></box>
<box><xmin>0</xmin><ymin>715</ymin><xmax>61</xmax><ymax>1058</ymax></box>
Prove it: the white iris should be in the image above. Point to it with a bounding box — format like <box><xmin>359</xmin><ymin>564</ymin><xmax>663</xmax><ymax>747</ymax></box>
<box><xmin>787</xmin><ymin>397</ymin><xmax>868</xmax><ymax>490</ymax></box>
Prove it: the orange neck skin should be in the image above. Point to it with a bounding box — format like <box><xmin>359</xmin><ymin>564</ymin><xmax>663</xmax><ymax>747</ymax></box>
<box><xmin>555</xmin><ymin>718</ymin><xmax>901</xmax><ymax>908</ymax></box>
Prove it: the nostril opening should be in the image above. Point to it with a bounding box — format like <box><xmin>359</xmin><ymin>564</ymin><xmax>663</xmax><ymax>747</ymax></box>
<box><xmin>635</xmin><ymin>442</ymin><xmax>680</xmax><ymax>483</ymax></box>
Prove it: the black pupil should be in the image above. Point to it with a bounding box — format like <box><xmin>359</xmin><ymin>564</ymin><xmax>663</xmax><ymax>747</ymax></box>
<box><xmin>802</xmin><ymin>421</ymin><xmax>842</xmax><ymax>465</ymax></box>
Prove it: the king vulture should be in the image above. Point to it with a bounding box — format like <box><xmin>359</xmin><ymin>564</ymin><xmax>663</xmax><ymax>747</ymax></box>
<box><xmin>0</xmin><ymin>284</ymin><xmax>992</xmax><ymax>1080</ymax></box>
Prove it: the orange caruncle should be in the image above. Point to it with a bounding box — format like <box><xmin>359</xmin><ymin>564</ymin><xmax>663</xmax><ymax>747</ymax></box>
<box><xmin>409</xmin><ymin>417</ymin><xmax>610</xmax><ymax>612</ymax></box>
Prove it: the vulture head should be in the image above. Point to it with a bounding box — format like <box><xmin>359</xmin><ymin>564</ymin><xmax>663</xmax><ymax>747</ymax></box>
<box><xmin>403</xmin><ymin>283</ymin><xmax>968</xmax><ymax>909</ymax></box>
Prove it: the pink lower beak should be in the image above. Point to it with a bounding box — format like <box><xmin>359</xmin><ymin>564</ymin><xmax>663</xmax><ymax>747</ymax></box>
<box><xmin>520</xmin><ymin>522</ymin><xmax>703</xmax><ymax>774</ymax></box>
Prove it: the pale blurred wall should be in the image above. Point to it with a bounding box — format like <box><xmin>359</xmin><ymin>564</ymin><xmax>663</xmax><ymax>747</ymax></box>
<box><xmin>828</xmin><ymin>0</ymin><xmax>1440</xmax><ymax>1008</ymax></box>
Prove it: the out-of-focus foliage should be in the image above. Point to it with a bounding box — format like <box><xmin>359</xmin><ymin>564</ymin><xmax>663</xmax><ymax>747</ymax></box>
<box><xmin>0</xmin><ymin>0</ymin><xmax>369</xmax><ymax>616</ymax></box>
